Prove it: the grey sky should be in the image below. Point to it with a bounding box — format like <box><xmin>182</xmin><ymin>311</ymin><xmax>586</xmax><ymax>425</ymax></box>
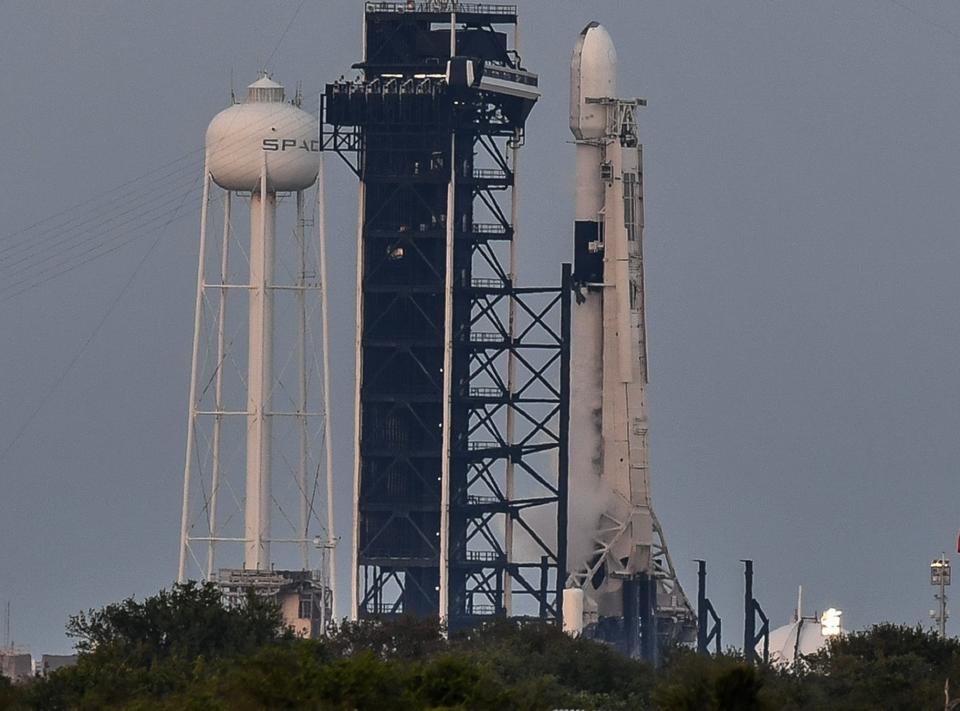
<box><xmin>1</xmin><ymin>0</ymin><xmax>958</xmax><ymax>654</ymax></box>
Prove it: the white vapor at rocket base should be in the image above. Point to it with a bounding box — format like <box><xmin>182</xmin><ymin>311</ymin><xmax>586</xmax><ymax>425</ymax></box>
<box><xmin>564</xmin><ymin>22</ymin><xmax>695</xmax><ymax>652</ymax></box>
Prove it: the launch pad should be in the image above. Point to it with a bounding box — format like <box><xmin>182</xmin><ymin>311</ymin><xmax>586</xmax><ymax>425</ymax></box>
<box><xmin>177</xmin><ymin>1</ymin><xmax>695</xmax><ymax>661</ymax></box>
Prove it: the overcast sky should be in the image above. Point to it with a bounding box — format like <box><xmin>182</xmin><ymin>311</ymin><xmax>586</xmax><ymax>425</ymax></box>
<box><xmin>2</xmin><ymin>0</ymin><xmax>960</xmax><ymax>654</ymax></box>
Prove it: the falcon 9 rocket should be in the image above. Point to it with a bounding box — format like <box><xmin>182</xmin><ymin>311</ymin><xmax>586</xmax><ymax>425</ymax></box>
<box><xmin>564</xmin><ymin>22</ymin><xmax>696</xmax><ymax>659</ymax></box>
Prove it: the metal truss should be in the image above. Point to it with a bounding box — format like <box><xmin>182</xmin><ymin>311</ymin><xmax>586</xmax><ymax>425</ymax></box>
<box><xmin>177</xmin><ymin>181</ymin><xmax>335</xmax><ymax>595</ymax></box>
<box><xmin>326</xmin><ymin>5</ymin><xmax>567</xmax><ymax>627</ymax></box>
<box><xmin>449</xmin><ymin>273</ymin><xmax>570</xmax><ymax>624</ymax></box>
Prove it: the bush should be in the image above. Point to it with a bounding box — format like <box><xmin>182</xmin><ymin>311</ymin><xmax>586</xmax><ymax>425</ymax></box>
<box><xmin>7</xmin><ymin>587</ymin><xmax>960</xmax><ymax>710</ymax></box>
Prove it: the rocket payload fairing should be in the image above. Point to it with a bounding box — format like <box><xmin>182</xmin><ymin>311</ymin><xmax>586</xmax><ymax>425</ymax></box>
<box><xmin>565</xmin><ymin>22</ymin><xmax>696</xmax><ymax>653</ymax></box>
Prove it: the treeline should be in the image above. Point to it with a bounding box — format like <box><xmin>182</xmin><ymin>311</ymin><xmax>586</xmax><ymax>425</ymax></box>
<box><xmin>2</xmin><ymin>582</ymin><xmax>959</xmax><ymax>710</ymax></box>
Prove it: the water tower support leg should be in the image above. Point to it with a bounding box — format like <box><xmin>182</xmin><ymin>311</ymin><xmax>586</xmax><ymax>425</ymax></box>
<box><xmin>245</xmin><ymin>160</ymin><xmax>275</xmax><ymax>571</ymax></box>
<box><xmin>179</xmin><ymin>167</ymin><xmax>211</xmax><ymax>582</ymax></box>
<box><xmin>207</xmin><ymin>190</ymin><xmax>231</xmax><ymax>580</ymax></box>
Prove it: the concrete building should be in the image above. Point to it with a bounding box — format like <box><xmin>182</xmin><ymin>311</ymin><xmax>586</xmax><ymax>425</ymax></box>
<box><xmin>0</xmin><ymin>652</ymin><xmax>32</xmax><ymax>683</ymax></box>
<box><xmin>217</xmin><ymin>568</ymin><xmax>331</xmax><ymax>638</ymax></box>
<box><xmin>38</xmin><ymin>654</ymin><xmax>77</xmax><ymax>677</ymax></box>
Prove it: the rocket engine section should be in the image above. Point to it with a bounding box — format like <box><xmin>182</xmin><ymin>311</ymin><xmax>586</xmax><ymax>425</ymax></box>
<box><xmin>565</xmin><ymin>22</ymin><xmax>695</xmax><ymax>659</ymax></box>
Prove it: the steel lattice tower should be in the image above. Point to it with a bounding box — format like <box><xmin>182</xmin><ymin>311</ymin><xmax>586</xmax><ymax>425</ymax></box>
<box><xmin>324</xmin><ymin>1</ymin><xmax>570</xmax><ymax>628</ymax></box>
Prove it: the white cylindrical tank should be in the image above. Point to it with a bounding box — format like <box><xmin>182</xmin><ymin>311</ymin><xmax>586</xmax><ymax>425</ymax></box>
<box><xmin>570</xmin><ymin>22</ymin><xmax>617</xmax><ymax>140</ymax></box>
<box><xmin>563</xmin><ymin>588</ymin><xmax>586</xmax><ymax>636</ymax></box>
<box><xmin>207</xmin><ymin>75</ymin><xmax>319</xmax><ymax>192</ymax></box>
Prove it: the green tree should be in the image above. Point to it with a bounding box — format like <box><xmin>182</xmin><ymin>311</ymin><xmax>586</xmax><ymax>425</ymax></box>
<box><xmin>12</xmin><ymin>581</ymin><xmax>287</xmax><ymax>710</ymax></box>
<box><xmin>67</xmin><ymin>580</ymin><xmax>285</xmax><ymax>665</ymax></box>
<box><xmin>653</xmin><ymin>650</ymin><xmax>781</xmax><ymax>711</ymax></box>
<box><xmin>451</xmin><ymin>619</ymin><xmax>654</xmax><ymax>710</ymax></box>
<box><xmin>0</xmin><ymin>673</ymin><xmax>17</xmax><ymax>709</ymax></box>
<box><xmin>800</xmin><ymin>623</ymin><xmax>960</xmax><ymax>710</ymax></box>
<box><xmin>325</xmin><ymin>614</ymin><xmax>446</xmax><ymax>661</ymax></box>
<box><xmin>20</xmin><ymin>585</ymin><xmax>960</xmax><ymax>711</ymax></box>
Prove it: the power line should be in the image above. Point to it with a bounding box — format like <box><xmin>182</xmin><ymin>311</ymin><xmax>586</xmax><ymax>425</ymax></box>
<box><xmin>264</xmin><ymin>0</ymin><xmax>309</xmax><ymax>71</ymax></box>
<box><xmin>0</xmin><ymin>90</ymin><xmax>322</xmax><ymax>257</ymax></box>
<box><xmin>0</xmin><ymin>99</ymin><xmax>323</xmax><ymax>297</ymax></box>
<box><xmin>0</xmin><ymin>171</ymin><xmax>202</xmax><ymax>463</ymax></box>
<box><xmin>0</xmin><ymin>207</ymin><xmax>196</xmax><ymax>304</ymax></box>
<box><xmin>0</xmin><ymin>99</ymin><xmax>313</xmax><ymax>258</ymax></box>
<box><xmin>0</xmin><ymin>147</ymin><xmax>204</xmax><ymax>246</ymax></box>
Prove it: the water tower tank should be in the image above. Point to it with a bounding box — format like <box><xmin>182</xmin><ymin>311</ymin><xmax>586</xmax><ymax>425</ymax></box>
<box><xmin>206</xmin><ymin>75</ymin><xmax>319</xmax><ymax>192</ymax></box>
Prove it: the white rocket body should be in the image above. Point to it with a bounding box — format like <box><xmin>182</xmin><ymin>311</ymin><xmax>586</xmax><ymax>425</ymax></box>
<box><xmin>567</xmin><ymin>23</ymin><xmax>656</xmax><ymax>625</ymax></box>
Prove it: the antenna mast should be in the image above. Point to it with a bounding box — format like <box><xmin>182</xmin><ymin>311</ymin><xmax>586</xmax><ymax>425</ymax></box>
<box><xmin>3</xmin><ymin>601</ymin><xmax>10</xmax><ymax>649</ymax></box>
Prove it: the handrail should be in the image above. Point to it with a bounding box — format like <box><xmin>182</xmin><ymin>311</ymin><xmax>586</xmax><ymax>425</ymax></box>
<box><xmin>469</xmin><ymin>331</ymin><xmax>504</xmax><ymax>343</ymax></box>
<box><xmin>469</xmin><ymin>603</ymin><xmax>497</xmax><ymax>615</ymax></box>
<box><xmin>365</xmin><ymin>2</ymin><xmax>518</xmax><ymax>15</ymax></box>
<box><xmin>471</xmin><ymin>277</ymin><xmax>507</xmax><ymax>289</ymax></box>
<box><xmin>472</xmin><ymin>167</ymin><xmax>509</xmax><ymax>180</ymax></box>
<box><xmin>468</xmin><ymin>386</ymin><xmax>505</xmax><ymax>398</ymax></box>
<box><xmin>467</xmin><ymin>494</ymin><xmax>501</xmax><ymax>505</ymax></box>
<box><xmin>471</xmin><ymin>222</ymin><xmax>508</xmax><ymax>234</ymax></box>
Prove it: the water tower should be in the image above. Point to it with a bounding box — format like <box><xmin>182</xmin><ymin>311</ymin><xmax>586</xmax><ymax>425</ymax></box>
<box><xmin>177</xmin><ymin>74</ymin><xmax>337</xmax><ymax>633</ymax></box>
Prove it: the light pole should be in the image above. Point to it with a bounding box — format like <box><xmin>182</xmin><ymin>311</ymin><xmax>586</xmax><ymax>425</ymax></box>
<box><xmin>930</xmin><ymin>554</ymin><xmax>951</xmax><ymax>638</ymax></box>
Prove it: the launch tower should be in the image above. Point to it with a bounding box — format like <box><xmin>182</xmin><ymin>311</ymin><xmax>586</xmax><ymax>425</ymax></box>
<box><xmin>324</xmin><ymin>1</ymin><xmax>570</xmax><ymax>629</ymax></box>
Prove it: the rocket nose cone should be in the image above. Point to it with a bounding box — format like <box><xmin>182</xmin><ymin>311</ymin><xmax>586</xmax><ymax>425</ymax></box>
<box><xmin>576</xmin><ymin>22</ymin><xmax>617</xmax><ymax>91</ymax></box>
<box><xmin>570</xmin><ymin>22</ymin><xmax>618</xmax><ymax>138</ymax></box>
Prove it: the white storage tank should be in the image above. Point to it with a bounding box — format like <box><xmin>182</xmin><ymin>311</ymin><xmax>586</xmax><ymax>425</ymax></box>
<box><xmin>206</xmin><ymin>74</ymin><xmax>319</xmax><ymax>192</ymax></box>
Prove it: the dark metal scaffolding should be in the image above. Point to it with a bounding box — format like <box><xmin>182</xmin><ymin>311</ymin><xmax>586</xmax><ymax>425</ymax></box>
<box><xmin>323</xmin><ymin>3</ymin><xmax>569</xmax><ymax>629</ymax></box>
